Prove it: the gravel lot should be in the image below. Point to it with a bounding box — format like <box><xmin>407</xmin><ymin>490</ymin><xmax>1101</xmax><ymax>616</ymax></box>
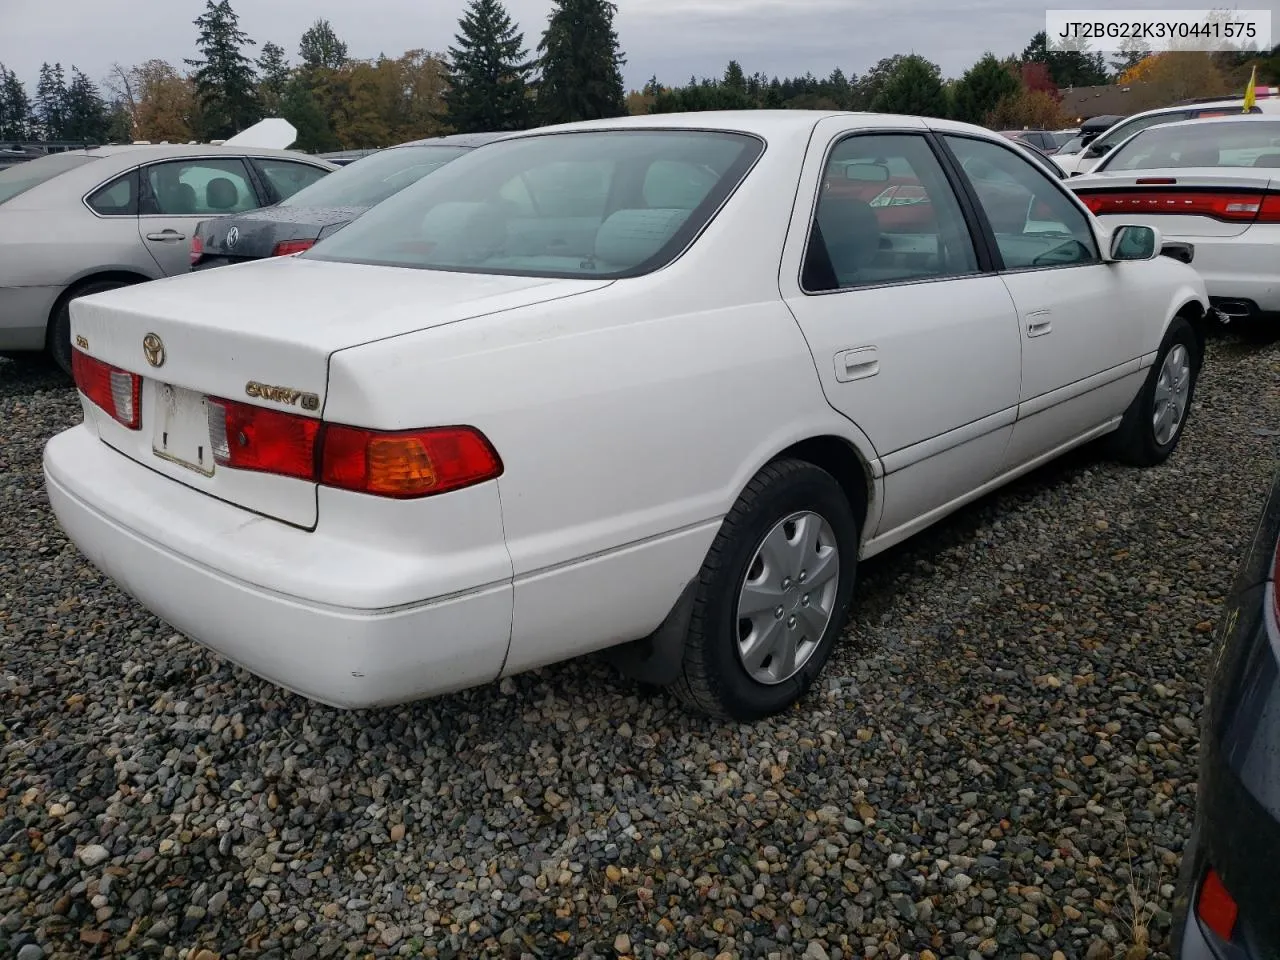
<box><xmin>2</xmin><ymin>335</ymin><xmax>1278</xmax><ymax>960</ymax></box>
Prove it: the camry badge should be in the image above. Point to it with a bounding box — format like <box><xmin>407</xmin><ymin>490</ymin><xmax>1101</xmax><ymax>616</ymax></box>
<box><xmin>142</xmin><ymin>333</ymin><xmax>165</xmax><ymax>368</ymax></box>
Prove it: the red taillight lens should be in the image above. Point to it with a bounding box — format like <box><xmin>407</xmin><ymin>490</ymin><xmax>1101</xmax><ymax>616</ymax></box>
<box><xmin>205</xmin><ymin>399</ymin><xmax>502</xmax><ymax>498</ymax></box>
<box><xmin>1196</xmin><ymin>868</ymin><xmax>1238</xmax><ymax>942</ymax></box>
<box><xmin>189</xmin><ymin>234</ymin><xmax>204</xmax><ymax>264</ymax></box>
<box><xmin>271</xmin><ymin>239</ymin><xmax>315</xmax><ymax>257</ymax></box>
<box><xmin>1077</xmin><ymin>189</ymin><xmax>1273</xmax><ymax>223</ymax></box>
<box><xmin>321</xmin><ymin>425</ymin><xmax>503</xmax><ymax>498</ymax></box>
<box><xmin>207</xmin><ymin>398</ymin><xmax>320</xmax><ymax>481</ymax></box>
<box><xmin>71</xmin><ymin>349</ymin><xmax>141</xmax><ymax>430</ymax></box>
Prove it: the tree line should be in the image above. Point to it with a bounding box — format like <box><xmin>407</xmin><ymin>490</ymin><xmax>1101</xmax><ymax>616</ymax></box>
<box><xmin>1</xmin><ymin>0</ymin><xmax>1277</xmax><ymax>150</ymax></box>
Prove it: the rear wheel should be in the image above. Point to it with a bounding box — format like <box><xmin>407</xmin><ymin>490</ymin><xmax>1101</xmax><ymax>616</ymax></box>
<box><xmin>670</xmin><ymin>459</ymin><xmax>859</xmax><ymax>721</ymax></box>
<box><xmin>1107</xmin><ymin>315</ymin><xmax>1200</xmax><ymax>467</ymax></box>
<box><xmin>48</xmin><ymin>279</ymin><xmax>137</xmax><ymax>376</ymax></box>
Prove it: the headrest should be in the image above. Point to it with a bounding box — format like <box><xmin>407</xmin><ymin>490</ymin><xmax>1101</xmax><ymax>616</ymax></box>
<box><xmin>594</xmin><ymin>208</ymin><xmax>689</xmax><ymax>266</ymax></box>
<box><xmin>206</xmin><ymin>178</ymin><xmax>239</xmax><ymax>210</ymax></box>
<box><xmin>419</xmin><ymin>201</ymin><xmax>508</xmax><ymax>260</ymax></box>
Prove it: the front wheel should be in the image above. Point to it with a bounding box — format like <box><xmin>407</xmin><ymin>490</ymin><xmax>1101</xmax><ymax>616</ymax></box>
<box><xmin>670</xmin><ymin>459</ymin><xmax>859</xmax><ymax>721</ymax></box>
<box><xmin>1107</xmin><ymin>315</ymin><xmax>1200</xmax><ymax>467</ymax></box>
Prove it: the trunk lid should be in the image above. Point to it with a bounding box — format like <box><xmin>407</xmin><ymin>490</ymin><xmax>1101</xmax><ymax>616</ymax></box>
<box><xmin>70</xmin><ymin>256</ymin><xmax>612</xmax><ymax>527</ymax></box>
<box><xmin>194</xmin><ymin>205</ymin><xmax>367</xmax><ymax>264</ymax></box>
<box><xmin>1070</xmin><ymin>168</ymin><xmax>1280</xmax><ymax>238</ymax></box>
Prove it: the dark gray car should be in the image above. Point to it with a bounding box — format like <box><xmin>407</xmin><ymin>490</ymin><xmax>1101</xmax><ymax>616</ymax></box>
<box><xmin>190</xmin><ymin>132</ymin><xmax>509</xmax><ymax>270</ymax></box>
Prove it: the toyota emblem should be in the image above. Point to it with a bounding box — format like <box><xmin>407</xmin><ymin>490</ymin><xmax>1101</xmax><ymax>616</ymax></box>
<box><xmin>142</xmin><ymin>333</ymin><xmax>165</xmax><ymax>368</ymax></box>
<box><xmin>226</xmin><ymin>226</ymin><xmax>239</xmax><ymax>248</ymax></box>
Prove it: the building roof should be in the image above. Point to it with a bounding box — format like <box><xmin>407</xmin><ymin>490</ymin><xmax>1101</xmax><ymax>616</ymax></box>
<box><xmin>1058</xmin><ymin>85</ymin><xmax>1147</xmax><ymax>121</ymax></box>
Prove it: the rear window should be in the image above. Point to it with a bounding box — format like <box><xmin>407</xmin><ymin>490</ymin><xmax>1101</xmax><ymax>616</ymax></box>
<box><xmin>305</xmin><ymin>130</ymin><xmax>763</xmax><ymax>278</ymax></box>
<box><xmin>1099</xmin><ymin>119</ymin><xmax>1280</xmax><ymax>171</ymax></box>
<box><xmin>0</xmin><ymin>152</ymin><xmax>97</xmax><ymax>205</ymax></box>
<box><xmin>281</xmin><ymin>145</ymin><xmax>471</xmax><ymax>209</ymax></box>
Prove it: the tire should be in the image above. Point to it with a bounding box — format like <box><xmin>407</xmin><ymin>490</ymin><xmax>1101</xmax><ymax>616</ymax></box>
<box><xmin>47</xmin><ymin>279</ymin><xmax>136</xmax><ymax>376</ymax></box>
<box><xmin>1107</xmin><ymin>314</ymin><xmax>1200</xmax><ymax>467</ymax></box>
<box><xmin>670</xmin><ymin>459</ymin><xmax>859</xmax><ymax>721</ymax></box>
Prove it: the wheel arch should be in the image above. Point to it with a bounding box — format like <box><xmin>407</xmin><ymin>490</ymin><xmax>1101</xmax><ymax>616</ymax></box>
<box><xmin>46</xmin><ymin>270</ymin><xmax>154</xmax><ymax>347</ymax></box>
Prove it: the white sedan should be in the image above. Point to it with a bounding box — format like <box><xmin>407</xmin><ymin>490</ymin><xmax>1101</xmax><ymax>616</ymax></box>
<box><xmin>1070</xmin><ymin>114</ymin><xmax>1280</xmax><ymax>325</ymax></box>
<box><xmin>44</xmin><ymin>111</ymin><xmax>1208</xmax><ymax>720</ymax></box>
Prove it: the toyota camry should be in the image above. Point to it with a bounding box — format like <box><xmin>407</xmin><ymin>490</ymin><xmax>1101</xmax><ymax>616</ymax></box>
<box><xmin>44</xmin><ymin>111</ymin><xmax>1209</xmax><ymax>719</ymax></box>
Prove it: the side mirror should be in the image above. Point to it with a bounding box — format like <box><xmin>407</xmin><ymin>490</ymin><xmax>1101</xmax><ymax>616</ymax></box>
<box><xmin>1084</xmin><ymin>142</ymin><xmax>1106</xmax><ymax>159</ymax></box>
<box><xmin>1108</xmin><ymin>224</ymin><xmax>1161</xmax><ymax>261</ymax></box>
<box><xmin>1160</xmin><ymin>240</ymin><xmax>1195</xmax><ymax>264</ymax></box>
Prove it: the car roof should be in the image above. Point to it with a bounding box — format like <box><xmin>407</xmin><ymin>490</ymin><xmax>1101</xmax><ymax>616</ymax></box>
<box><xmin>494</xmin><ymin>110</ymin><xmax>997</xmax><ymax>140</ymax></box>
<box><xmin>396</xmin><ymin>131</ymin><xmax>512</xmax><ymax>149</ymax></box>
<box><xmin>1125</xmin><ymin>98</ymin><xmax>1245</xmax><ymax>120</ymax></box>
<box><xmin>1133</xmin><ymin>113</ymin><xmax>1280</xmax><ymax>131</ymax></box>
<box><xmin>77</xmin><ymin>143</ymin><xmax>335</xmax><ymax>163</ymax></box>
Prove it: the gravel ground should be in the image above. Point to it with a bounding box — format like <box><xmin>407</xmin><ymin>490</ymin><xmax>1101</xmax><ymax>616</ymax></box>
<box><xmin>1</xmin><ymin>334</ymin><xmax>1278</xmax><ymax>960</ymax></box>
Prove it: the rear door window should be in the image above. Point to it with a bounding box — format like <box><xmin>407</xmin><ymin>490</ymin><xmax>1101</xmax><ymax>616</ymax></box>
<box><xmin>142</xmin><ymin>158</ymin><xmax>260</xmax><ymax>216</ymax></box>
<box><xmin>803</xmin><ymin>133</ymin><xmax>979</xmax><ymax>292</ymax></box>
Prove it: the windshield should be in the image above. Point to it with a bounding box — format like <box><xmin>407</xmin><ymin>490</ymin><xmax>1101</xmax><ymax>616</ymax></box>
<box><xmin>1100</xmin><ymin>119</ymin><xmax>1280</xmax><ymax>171</ymax></box>
<box><xmin>0</xmin><ymin>152</ymin><xmax>97</xmax><ymax>205</ymax></box>
<box><xmin>1057</xmin><ymin>136</ymin><xmax>1086</xmax><ymax>155</ymax></box>
<box><xmin>305</xmin><ymin>129</ymin><xmax>763</xmax><ymax>278</ymax></box>
<box><xmin>280</xmin><ymin>145</ymin><xmax>472</xmax><ymax>208</ymax></box>
<box><xmin>1052</xmin><ymin>131</ymin><xmax>1077</xmax><ymax>149</ymax></box>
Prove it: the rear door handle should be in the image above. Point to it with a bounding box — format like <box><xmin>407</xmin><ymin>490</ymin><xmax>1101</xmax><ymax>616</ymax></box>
<box><xmin>834</xmin><ymin>346</ymin><xmax>879</xmax><ymax>382</ymax></box>
<box><xmin>1026</xmin><ymin>310</ymin><xmax>1052</xmax><ymax>337</ymax></box>
<box><xmin>146</xmin><ymin>229</ymin><xmax>186</xmax><ymax>242</ymax></box>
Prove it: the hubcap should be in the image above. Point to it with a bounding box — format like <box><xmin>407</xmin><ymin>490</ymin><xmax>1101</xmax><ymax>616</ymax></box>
<box><xmin>735</xmin><ymin>511</ymin><xmax>840</xmax><ymax>685</ymax></box>
<box><xmin>1152</xmin><ymin>344</ymin><xmax>1191</xmax><ymax>446</ymax></box>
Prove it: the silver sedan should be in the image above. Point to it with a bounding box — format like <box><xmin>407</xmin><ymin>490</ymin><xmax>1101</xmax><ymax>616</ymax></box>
<box><xmin>0</xmin><ymin>144</ymin><xmax>335</xmax><ymax>372</ymax></box>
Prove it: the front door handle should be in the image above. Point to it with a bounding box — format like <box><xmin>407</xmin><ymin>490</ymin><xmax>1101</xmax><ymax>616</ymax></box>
<box><xmin>146</xmin><ymin>229</ymin><xmax>186</xmax><ymax>242</ymax></box>
<box><xmin>1026</xmin><ymin>310</ymin><xmax>1053</xmax><ymax>337</ymax></box>
<box><xmin>834</xmin><ymin>346</ymin><xmax>879</xmax><ymax>382</ymax></box>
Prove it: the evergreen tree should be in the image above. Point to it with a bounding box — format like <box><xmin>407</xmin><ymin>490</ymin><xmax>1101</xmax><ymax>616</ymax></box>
<box><xmin>0</xmin><ymin>64</ymin><xmax>33</xmax><ymax>140</ymax></box>
<box><xmin>536</xmin><ymin>0</ymin><xmax>627</xmax><ymax>123</ymax></box>
<box><xmin>869</xmin><ymin>54</ymin><xmax>949</xmax><ymax>118</ymax></box>
<box><xmin>35</xmin><ymin>63</ymin><xmax>68</xmax><ymax>140</ymax></box>
<box><xmin>185</xmin><ymin>0</ymin><xmax>261</xmax><ymax>139</ymax></box>
<box><xmin>257</xmin><ymin>41</ymin><xmax>291</xmax><ymax>114</ymax></box>
<box><xmin>951</xmin><ymin>53</ymin><xmax>1019</xmax><ymax>124</ymax></box>
<box><xmin>299</xmin><ymin>19</ymin><xmax>349</xmax><ymax>71</ymax></box>
<box><xmin>62</xmin><ymin>68</ymin><xmax>110</xmax><ymax>141</ymax></box>
<box><xmin>443</xmin><ymin>0</ymin><xmax>533</xmax><ymax>133</ymax></box>
<box><xmin>1021</xmin><ymin>30</ymin><xmax>1109</xmax><ymax>87</ymax></box>
<box><xmin>280</xmin><ymin>75</ymin><xmax>338</xmax><ymax>151</ymax></box>
<box><xmin>724</xmin><ymin>60</ymin><xmax>746</xmax><ymax>91</ymax></box>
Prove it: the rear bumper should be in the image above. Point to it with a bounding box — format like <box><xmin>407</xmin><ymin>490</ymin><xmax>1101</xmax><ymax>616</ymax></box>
<box><xmin>43</xmin><ymin>424</ymin><xmax>514</xmax><ymax>707</ymax></box>
<box><xmin>0</xmin><ymin>284</ymin><xmax>61</xmax><ymax>351</ymax></box>
<box><xmin>1156</xmin><ymin>233</ymin><xmax>1280</xmax><ymax>313</ymax></box>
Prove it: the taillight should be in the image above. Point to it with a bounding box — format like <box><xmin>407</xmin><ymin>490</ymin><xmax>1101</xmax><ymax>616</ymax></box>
<box><xmin>206</xmin><ymin>398</ymin><xmax>502</xmax><ymax>497</ymax></box>
<box><xmin>189</xmin><ymin>234</ymin><xmax>203</xmax><ymax>264</ymax></box>
<box><xmin>321</xmin><ymin>425</ymin><xmax>503</xmax><ymax>498</ymax></box>
<box><xmin>271</xmin><ymin>239</ymin><xmax>315</xmax><ymax>257</ymax></box>
<box><xmin>71</xmin><ymin>349</ymin><xmax>141</xmax><ymax>430</ymax></box>
<box><xmin>207</xmin><ymin>398</ymin><xmax>320</xmax><ymax>481</ymax></box>
<box><xmin>1077</xmin><ymin>189</ymin><xmax>1280</xmax><ymax>223</ymax></box>
<box><xmin>1196</xmin><ymin>867</ymin><xmax>1238</xmax><ymax>942</ymax></box>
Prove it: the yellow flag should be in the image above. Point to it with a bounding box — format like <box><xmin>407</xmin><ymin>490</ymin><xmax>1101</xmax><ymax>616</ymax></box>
<box><xmin>1243</xmin><ymin>64</ymin><xmax>1258</xmax><ymax>112</ymax></box>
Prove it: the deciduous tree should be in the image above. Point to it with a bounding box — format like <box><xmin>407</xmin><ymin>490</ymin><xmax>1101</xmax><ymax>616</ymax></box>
<box><xmin>299</xmin><ymin>19</ymin><xmax>349</xmax><ymax>72</ymax></box>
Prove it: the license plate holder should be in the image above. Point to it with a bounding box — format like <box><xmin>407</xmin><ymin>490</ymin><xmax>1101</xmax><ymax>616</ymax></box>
<box><xmin>152</xmin><ymin>383</ymin><xmax>215</xmax><ymax>476</ymax></box>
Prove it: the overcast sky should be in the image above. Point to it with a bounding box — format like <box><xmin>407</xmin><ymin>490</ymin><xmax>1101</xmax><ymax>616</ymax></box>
<box><xmin>6</xmin><ymin>0</ymin><xmax>1280</xmax><ymax>94</ymax></box>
